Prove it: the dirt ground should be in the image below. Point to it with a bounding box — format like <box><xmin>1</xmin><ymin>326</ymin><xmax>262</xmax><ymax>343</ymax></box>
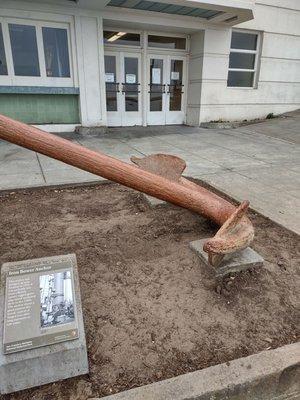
<box><xmin>0</xmin><ymin>182</ymin><xmax>299</xmax><ymax>400</ymax></box>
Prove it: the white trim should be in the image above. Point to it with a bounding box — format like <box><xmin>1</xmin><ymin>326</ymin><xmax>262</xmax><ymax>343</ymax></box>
<box><xmin>98</xmin><ymin>17</ymin><xmax>108</xmax><ymax>127</ymax></box>
<box><xmin>103</xmin><ymin>27</ymin><xmax>142</xmax><ymax>49</ymax></box>
<box><xmin>0</xmin><ymin>15</ymin><xmax>75</xmax><ymax>87</ymax></box>
<box><xmin>227</xmin><ymin>28</ymin><xmax>262</xmax><ymax>89</ymax></box>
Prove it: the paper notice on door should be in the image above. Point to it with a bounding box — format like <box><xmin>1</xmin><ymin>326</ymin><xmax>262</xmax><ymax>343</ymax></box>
<box><xmin>126</xmin><ymin>74</ymin><xmax>136</xmax><ymax>84</ymax></box>
<box><xmin>105</xmin><ymin>73</ymin><xmax>115</xmax><ymax>83</ymax></box>
<box><xmin>152</xmin><ymin>68</ymin><xmax>161</xmax><ymax>84</ymax></box>
<box><xmin>171</xmin><ymin>71</ymin><xmax>180</xmax><ymax>81</ymax></box>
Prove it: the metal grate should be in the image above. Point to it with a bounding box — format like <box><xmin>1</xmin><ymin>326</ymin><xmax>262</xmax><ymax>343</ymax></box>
<box><xmin>107</xmin><ymin>0</ymin><xmax>223</xmax><ymax>19</ymax></box>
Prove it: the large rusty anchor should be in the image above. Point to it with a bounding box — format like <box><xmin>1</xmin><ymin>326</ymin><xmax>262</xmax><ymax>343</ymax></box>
<box><xmin>131</xmin><ymin>154</ymin><xmax>254</xmax><ymax>267</ymax></box>
<box><xmin>0</xmin><ymin>115</ymin><xmax>254</xmax><ymax>268</ymax></box>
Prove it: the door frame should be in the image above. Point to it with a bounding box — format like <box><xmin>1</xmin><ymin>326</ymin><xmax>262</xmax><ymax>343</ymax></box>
<box><xmin>147</xmin><ymin>54</ymin><xmax>167</xmax><ymax>126</ymax></box>
<box><xmin>146</xmin><ymin>53</ymin><xmax>187</xmax><ymax>126</ymax></box>
<box><xmin>104</xmin><ymin>49</ymin><xmax>142</xmax><ymax>127</ymax></box>
<box><xmin>104</xmin><ymin>32</ymin><xmax>189</xmax><ymax>127</ymax></box>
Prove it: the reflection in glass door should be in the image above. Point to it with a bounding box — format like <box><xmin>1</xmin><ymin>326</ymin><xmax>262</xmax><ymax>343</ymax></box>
<box><xmin>147</xmin><ymin>57</ymin><xmax>166</xmax><ymax>125</ymax></box>
<box><xmin>104</xmin><ymin>55</ymin><xmax>118</xmax><ymax>113</ymax></box>
<box><xmin>166</xmin><ymin>57</ymin><xmax>185</xmax><ymax>124</ymax></box>
<box><xmin>168</xmin><ymin>59</ymin><xmax>183</xmax><ymax>111</ymax></box>
<box><xmin>105</xmin><ymin>52</ymin><xmax>142</xmax><ymax>126</ymax></box>
<box><xmin>105</xmin><ymin>53</ymin><xmax>121</xmax><ymax>126</ymax></box>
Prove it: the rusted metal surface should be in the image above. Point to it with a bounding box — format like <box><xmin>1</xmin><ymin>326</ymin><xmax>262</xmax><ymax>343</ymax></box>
<box><xmin>0</xmin><ymin>114</ymin><xmax>254</xmax><ymax>268</ymax></box>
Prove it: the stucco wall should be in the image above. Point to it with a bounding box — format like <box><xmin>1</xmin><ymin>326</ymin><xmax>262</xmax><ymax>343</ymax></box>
<box><xmin>198</xmin><ymin>1</ymin><xmax>300</xmax><ymax>123</ymax></box>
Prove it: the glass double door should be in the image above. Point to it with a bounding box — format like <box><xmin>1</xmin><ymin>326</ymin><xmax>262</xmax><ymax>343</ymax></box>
<box><xmin>147</xmin><ymin>55</ymin><xmax>185</xmax><ymax>125</ymax></box>
<box><xmin>104</xmin><ymin>51</ymin><xmax>142</xmax><ymax>126</ymax></box>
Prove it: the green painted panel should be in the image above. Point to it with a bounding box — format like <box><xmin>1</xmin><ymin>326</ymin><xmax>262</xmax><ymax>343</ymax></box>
<box><xmin>0</xmin><ymin>94</ymin><xmax>80</xmax><ymax>124</ymax></box>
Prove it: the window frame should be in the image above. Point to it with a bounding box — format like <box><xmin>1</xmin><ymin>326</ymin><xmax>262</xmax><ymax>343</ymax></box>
<box><xmin>103</xmin><ymin>28</ymin><xmax>142</xmax><ymax>50</ymax></box>
<box><xmin>227</xmin><ymin>29</ymin><xmax>262</xmax><ymax>89</ymax></box>
<box><xmin>147</xmin><ymin>32</ymin><xmax>188</xmax><ymax>52</ymax></box>
<box><xmin>0</xmin><ymin>17</ymin><xmax>74</xmax><ymax>87</ymax></box>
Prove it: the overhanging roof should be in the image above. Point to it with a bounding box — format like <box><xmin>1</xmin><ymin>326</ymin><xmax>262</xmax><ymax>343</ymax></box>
<box><xmin>108</xmin><ymin>0</ymin><xmax>223</xmax><ymax>19</ymax></box>
<box><xmin>19</xmin><ymin>0</ymin><xmax>254</xmax><ymax>26</ymax></box>
<box><xmin>105</xmin><ymin>0</ymin><xmax>254</xmax><ymax>25</ymax></box>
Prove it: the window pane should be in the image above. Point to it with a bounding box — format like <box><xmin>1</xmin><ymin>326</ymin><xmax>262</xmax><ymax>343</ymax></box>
<box><xmin>169</xmin><ymin>59</ymin><xmax>183</xmax><ymax>112</ymax></box>
<box><xmin>104</xmin><ymin>31</ymin><xmax>140</xmax><ymax>46</ymax></box>
<box><xmin>229</xmin><ymin>53</ymin><xmax>255</xmax><ymax>69</ymax></box>
<box><xmin>0</xmin><ymin>24</ymin><xmax>7</xmax><ymax>75</ymax></box>
<box><xmin>104</xmin><ymin>55</ymin><xmax>118</xmax><ymax>112</ymax></box>
<box><xmin>231</xmin><ymin>32</ymin><xmax>257</xmax><ymax>50</ymax></box>
<box><xmin>148</xmin><ymin>35</ymin><xmax>186</xmax><ymax>50</ymax></box>
<box><xmin>124</xmin><ymin>57</ymin><xmax>139</xmax><ymax>112</ymax></box>
<box><xmin>150</xmin><ymin>58</ymin><xmax>163</xmax><ymax>112</ymax></box>
<box><xmin>42</xmin><ymin>27</ymin><xmax>70</xmax><ymax>77</ymax></box>
<box><xmin>9</xmin><ymin>24</ymin><xmax>40</xmax><ymax>76</ymax></box>
<box><xmin>227</xmin><ymin>71</ymin><xmax>254</xmax><ymax>87</ymax></box>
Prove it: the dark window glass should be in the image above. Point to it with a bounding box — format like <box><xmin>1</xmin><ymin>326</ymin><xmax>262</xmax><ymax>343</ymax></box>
<box><xmin>148</xmin><ymin>35</ymin><xmax>186</xmax><ymax>50</ymax></box>
<box><xmin>104</xmin><ymin>55</ymin><xmax>118</xmax><ymax>112</ymax></box>
<box><xmin>124</xmin><ymin>57</ymin><xmax>139</xmax><ymax>112</ymax></box>
<box><xmin>231</xmin><ymin>32</ymin><xmax>257</xmax><ymax>50</ymax></box>
<box><xmin>229</xmin><ymin>53</ymin><xmax>255</xmax><ymax>69</ymax></box>
<box><xmin>9</xmin><ymin>24</ymin><xmax>40</xmax><ymax>76</ymax></box>
<box><xmin>227</xmin><ymin>71</ymin><xmax>254</xmax><ymax>87</ymax></box>
<box><xmin>169</xmin><ymin>59</ymin><xmax>183</xmax><ymax>111</ymax></box>
<box><xmin>42</xmin><ymin>27</ymin><xmax>70</xmax><ymax>77</ymax></box>
<box><xmin>104</xmin><ymin>31</ymin><xmax>140</xmax><ymax>46</ymax></box>
<box><xmin>0</xmin><ymin>24</ymin><xmax>7</xmax><ymax>75</ymax></box>
<box><xmin>149</xmin><ymin>58</ymin><xmax>163</xmax><ymax>112</ymax></box>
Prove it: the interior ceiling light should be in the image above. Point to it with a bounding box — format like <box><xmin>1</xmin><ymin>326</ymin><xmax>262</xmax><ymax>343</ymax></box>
<box><xmin>107</xmin><ymin>32</ymin><xmax>127</xmax><ymax>42</ymax></box>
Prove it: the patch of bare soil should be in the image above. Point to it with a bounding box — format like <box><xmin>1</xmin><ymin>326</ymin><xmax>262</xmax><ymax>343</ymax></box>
<box><xmin>0</xmin><ymin>182</ymin><xmax>299</xmax><ymax>400</ymax></box>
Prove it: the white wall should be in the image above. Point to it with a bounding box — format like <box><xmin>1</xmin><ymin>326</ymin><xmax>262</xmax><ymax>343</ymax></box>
<box><xmin>198</xmin><ymin>0</ymin><xmax>300</xmax><ymax>123</ymax></box>
<box><xmin>186</xmin><ymin>31</ymin><xmax>204</xmax><ymax>125</ymax></box>
<box><xmin>75</xmin><ymin>16</ymin><xmax>106</xmax><ymax>127</ymax></box>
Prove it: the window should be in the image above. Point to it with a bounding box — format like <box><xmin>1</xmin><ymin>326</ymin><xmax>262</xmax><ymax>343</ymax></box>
<box><xmin>9</xmin><ymin>24</ymin><xmax>40</xmax><ymax>76</ymax></box>
<box><xmin>148</xmin><ymin>35</ymin><xmax>186</xmax><ymax>50</ymax></box>
<box><xmin>42</xmin><ymin>27</ymin><xmax>70</xmax><ymax>77</ymax></box>
<box><xmin>227</xmin><ymin>31</ymin><xmax>260</xmax><ymax>88</ymax></box>
<box><xmin>103</xmin><ymin>31</ymin><xmax>141</xmax><ymax>46</ymax></box>
<box><xmin>0</xmin><ymin>18</ymin><xmax>72</xmax><ymax>85</ymax></box>
<box><xmin>0</xmin><ymin>24</ymin><xmax>7</xmax><ymax>75</ymax></box>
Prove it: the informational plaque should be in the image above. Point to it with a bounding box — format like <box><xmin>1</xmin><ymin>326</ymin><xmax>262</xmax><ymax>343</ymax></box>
<box><xmin>3</xmin><ymin>255</ymin><xmax>79</xmax><ymax>354</ymax></box>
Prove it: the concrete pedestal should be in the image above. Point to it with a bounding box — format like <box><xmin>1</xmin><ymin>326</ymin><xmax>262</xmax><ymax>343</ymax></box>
<box><xmin>143</xmin><ymin>194</ymin><xmax>166</xmax><ymax>207</ymax></box>
<box><xmin>190</xmin><ymin>239</ymin><xmax>264</xmax><ymax>276</ymax></box>
<box><xmin>0</xmin><ymin>254</ymin><xmax>89</xmax><ymax>394</ymax></box>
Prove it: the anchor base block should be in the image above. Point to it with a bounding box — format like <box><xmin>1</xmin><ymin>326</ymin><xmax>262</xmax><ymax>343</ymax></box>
<box><xmin>190</xmin><ymin>238</ymin><xmax>264</xmax><ymax>277</ymax></box>
<box><xmin>143</xmin><ymin>194</ymin><xmax>166</xmax><ymax>207</ymax></box>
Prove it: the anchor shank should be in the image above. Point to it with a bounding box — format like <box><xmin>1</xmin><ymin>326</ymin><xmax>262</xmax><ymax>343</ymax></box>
<box><xmin>0</xmin><ymin>114</ymin><xmax>235</xmax><ymax>226</ymax></box>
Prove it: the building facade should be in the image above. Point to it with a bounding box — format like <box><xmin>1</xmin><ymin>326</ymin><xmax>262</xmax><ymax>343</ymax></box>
<box><xmin>0</xmin><ymin>0</ymin><xmax>299</xmax><ymax>132</ymax></box>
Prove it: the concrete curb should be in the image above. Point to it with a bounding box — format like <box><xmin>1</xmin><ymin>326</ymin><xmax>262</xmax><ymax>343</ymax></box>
<box><xmin>91</xmin><ymin>342</ymin><xmax>300</xmax><ymax>400</ymax></box>
<box><xmin>75</xmin><ymin>126</ymin><xmax>108</xmax><ymax>136</ymax></box>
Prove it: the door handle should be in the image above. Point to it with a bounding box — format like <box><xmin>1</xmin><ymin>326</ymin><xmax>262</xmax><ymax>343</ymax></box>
<box><xmin>122</xmin><ymin>83</ymin><xmax>140</xmax><ymax>94</ymax></box>
<box><xmin>148</xmin><ymin>84</ymin><xmax>166</xmax><ymax>94</ymax></box>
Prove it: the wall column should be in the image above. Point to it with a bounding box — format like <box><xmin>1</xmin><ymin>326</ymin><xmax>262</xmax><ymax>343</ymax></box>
<box><xmin>75</xmin><ymin>15</ymin><xmax>107</xmax><ymax>127</ymax></box>
<box><xmin>199</xmin><ymin>28</ymin><xmax>231</xmax><ymax>123</ymax></box>
<box><xmin>186</xmin><ymin>27</ymin><xmax>231</xmax><ymax>125</ymax></box>
<box><xmin>186</xmin><ymin>31</ymin><xmax>204</xmax><ymax>126</ymax></box>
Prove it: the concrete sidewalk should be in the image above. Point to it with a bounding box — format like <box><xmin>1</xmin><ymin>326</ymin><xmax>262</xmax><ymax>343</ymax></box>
<box><xmin>0</xmin><ymin>111</ymin><xmax>299</xmax><ymax>235</ymax></box>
